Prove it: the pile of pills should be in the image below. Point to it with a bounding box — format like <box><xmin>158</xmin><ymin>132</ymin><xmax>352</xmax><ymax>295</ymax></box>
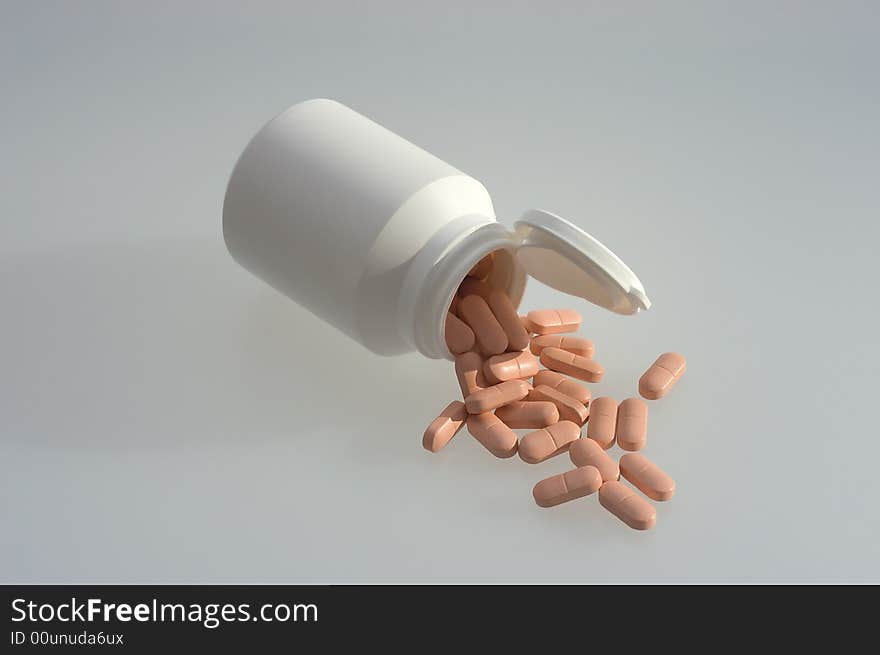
<box><xmin>424</xmin><ymin>253</ymin><xmax>686</xmax><ymax>531</ymax></box>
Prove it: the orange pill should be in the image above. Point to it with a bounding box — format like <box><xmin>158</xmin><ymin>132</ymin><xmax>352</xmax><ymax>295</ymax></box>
<box><xmin>445</xmin><ymin>312</ymin><xmax>475</xmax><ymax>354</ymax></box>
<box><xmin>529</xmin><ymin>335</ymin><xmax>594</xmax><ymax>358</ymax></box>
<box><xmin>569</xmin><ymin>437</ymin><xmax>619</xmax><ymax>482</ymax></box>
<box><xmin>533</xmin><ymin>466</ymin><xmax>602</xmax><ymax>507</ymax></box>
<box><xmin>458</xmin><ymin>295</ymin><xmax>508</xmax><ymax>355</ymax></box>
<box><xmin>639</xmin><ymin>352</ymin><xmax>686</xmax><ymax>400</ymax></box>
<box><xmin>519</xmin><ymin>420</ymin><xmax>581</xmax><ymax>464</ymax></box>
<box><xmin>524</xmin><ymin>309</ymin><xmax>581</xmax><ymax>335</ymax></box>
<box><xmin>484</xmin><ymin>350</ymin><xmax>539</xmax><ymax>382</ymax></box>
<box><xmin>467</xmin><ymin>253</ymin><xmax>494</xmax><ymax>280</ymax></box>
<box><xmin>619</xmin><ymin>453</ymin><xmax>675</xmax><ymax>501</ymax></box>
<box><xmin>616</xmin><ymin>398</ymin><xmax>648</xmax><ymax>451</ymax></box>
<box><xmin>495</xmin><ymin>401</ymin><xmax>559</xmax><ymax>429</ymax></box>
<box><xmin>532</xmin><ymin>370</ymin><xmax>592</xmax><ymax>405</ymax></box>
<box><xmin>487</xmin><ymin>290</ymin><xmax>530</xmax><ymax>351</ymax></box>
<box><xmin>586</xmin><ymin>396</ymin><xmax>618</xmax><ymax>449</ymax></box>
<box><xmin>528</xmin><ymin>384</ymin><xmax>589</xmax><ymax>426</ymax></box>
<box><xmin>454</xmin><ymin>352</ymin><xmax>488</xmax><ymax>398</ymax></box>
<box><xmin>422</xmin><ymin>401</ymin><xmax>467</xmax><ymax>452</ymax></box>
<box><xmin>598</xmin><ymin>480</ymin><xmax>656</xmax><ymax>530</ymax></box>
<box><xmin>464</xmin><ymin>379</ymin><xmax>530</xmax><ymax>414</ymax></box>
<box><xmin>466</xmin><ymin>412</ymin><xmax>518</xmax><ymax>458</ymax></box>
<box><xmin>539</xmin><ymin>347</ymin><xmax>604</xmax><ymax>383</ymax></box>
<box><xmin>457</xmin><ymin>277</ymin><xmax>493</xmax><ymax>300</ymax></box>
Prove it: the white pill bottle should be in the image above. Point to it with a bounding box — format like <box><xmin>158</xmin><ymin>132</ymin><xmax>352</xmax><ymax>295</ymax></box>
<box><xmin>223</xmin><ymin>99</ymin><xmax>650</xmax><ymax>359</ymax></box>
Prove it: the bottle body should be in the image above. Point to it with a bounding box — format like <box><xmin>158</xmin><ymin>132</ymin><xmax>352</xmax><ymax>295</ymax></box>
<box><xmin>223</xmin><ymin>99</ymin><xmax>525</xmax><ymax>358</ymax></box>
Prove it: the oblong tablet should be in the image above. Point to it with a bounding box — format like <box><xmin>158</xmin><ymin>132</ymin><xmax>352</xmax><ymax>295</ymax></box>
<box><xmin>530</xmin><ymin>335</ymin><xmax>594</xmax><ymax>358</ymax></box>
<box><xmin>458</xmin><ymin>295</ymin><xmax>508</xmax><ymax>355</ymax></box>
<box><xmin>639</xmin><ymin>352</ymin><xmax>686</xmax><ymax>400</ymax></box>
<box><xmin>569</xmin><ymin>437</ymin><xmax>619</xmax><ymax>482</ymax></box>
<box><xmin>466</xmin><ymin>412</ymin><xmax>518</xmax><ymax>458</ymax></box>
<box><xmin>445</xmin><ymin>312</ymin><xmax>475</xmax><ymax>354</ymax></box>
<box><xmin>539</xmin><ymin>347</ymin><xmax>604</xmax><ymax>383</ymax></box>
<box><xmin>484</xmin><ymin>350</ymin><xmax>539</xmax><ymax>382</ymax></box>
<box><xmin>524</xmin><ymin>309</ymin><xmax>582</xmax><ymax>335</ymax></box>
<box><xmin>454</xmin><ymin>352</ymin><xmax>487</xmax><ymax>398</ymax></box>
<box><xmin>533</xmin><ymin>466</ymin><xmax>602</xmax><ymax>507</ymax></box>
<box><xmin>586</xmin><ymin>396</ymin><xmax>618</xmax><ymax>449</ymax></box>
<box><xmin>532</xmin><ymin>370</ymin><xmax>592</xmax><ymax>405</ymax></box>
<box><xmin>467</xmin><ymin>253</ymin><xmax>494</xmax><ymax>280</ymax></box>
<box><xmin>457</xmin><ymin>277</ymin><xmax>493</xmax><ymax>300</ymax></box>
<box><xmin>464</xmin><ymin>379</ymin><xmax>531</xmax><ymax>414</ymax></box>
<box><xmin>519</xmin><ymin>420</ymin><xmax>581</xmax><ymax>464</ymax></box>
<box><xmin>616</xmin><ymin>398</ymin><xmax>648</xmax><ymax>451</ymax></box>
<box><xmin>599</xmin><ymin>480</ymin><xmax>656</xmax><ymax>530</ymax></box>
<box><xmin>495</xmin><ymin>401</ymin><xmax>559</xmax><ymax>430</ymax></box>
<box><xmin>487</xmin><ymin>290</ymin><xmax>530</xmax><ymax>351</ymax></box>
<box><xmin>619</xmin><ymin>453</ymin><xmax>675</xmax><ymax>501</ymax></box>
<box><xmin>423</xmin><ymin>401</ymin><xmax>467</xmax><ymax>452</ymax></box>
<box><xmin>528</xmin><ymin>385</ymin><xmax>589</xmax><ymax>426</ymax></box>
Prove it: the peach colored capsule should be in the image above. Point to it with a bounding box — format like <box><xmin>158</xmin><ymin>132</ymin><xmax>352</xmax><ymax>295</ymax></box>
<box><xmin>519</xmin><ymin>420</ymin><xmax>580</xmax><ymax>464</ymax></box>
<box><xmin>599</xmin><ymin>480</ymin><xmax>656</xmax><ymax>530</ymax></box>
<box><xmin>528</xmin><ymin>385</ymin><xmax>589</xmax><ymax>426</ymax></box>
<box><xmin>529</xmin><ymin>335</ymin><xmax>594</xmax><ymax>358</ymax></box>
<box><xmin>495</xmin><ymin>401</ymin><xmax>559</xmax><ymax>430</ymax></box>
<box><xmin>533</xmin><ymin>466</ymin><xmax>602</xmax><ymax>508</ymax></box>
<box><xmin>467</xmin><ymin>253</ymin><xmax>494</xmax><ymax>280</ymax></box>
<box><xmin>539</xmin><ymin>347</ymin><xmax>604</xmax><ymax>383</ymax></box>
<box><xmin>639</xmin><ymin>352</ymin><xmax>687</xmax><ymax>400</ymax></box>
<box><xmin>454</xmin><ymin>352</ymin><xmax>488</xmax><ymax>398</ymax></box>
<box><xmin>616</xmin><ymin>398</ymin><xmax>648</xmax><ymax>451</ymax></box>
<box><xmin>457</xmin><ymin>277</ymin><xmax>493</xmax><ymax>300</ymax></box>
<box><xmin>423</xmin><ymin>401</ymin><xmax>467</xmax><ymax>453</ymax></box>
<box><xmin>487</xmin><ymin>290</ymin><xmax>530</xmax><ymax>351</ymax></box>
<box><xmin>532</xmin><ymin>370</ymin><xmax>592</xmax><ymax>406</ymax></box>
<box><xmin>524</xmin><ymin>309</ymin><xmax>581</xmax><ymax>335</ymax></box>
<box><xmin>458</xmin><ymin>295</ymin><xmax>508</xmax><ymax>355</ymax></box>
<box><xmin>569</xmin><ymin>437</ymin><xmax>619</xmax><ymax>482</ymax></box>
<box><xmin>484</xmin><ymin>350</ymin><xmax>539</xmax><ymax>382</ymax></box>
<box><xmin>466</xmin><ymin>412</ymin><xmax>518</xmax><ymax>458</ymax></box>
<box><xmin>445</xmin><ymin>312</ymin><xmax>475</xmax><ymax>354</ymax></box>
<box><xmin>619</xmin><ymin>453</ymin><xmax>675</xmax><ymax>501</ymax></box>
<box><xmin>586</xmin><ymin>396</ymin><xmax>618</xmax><ymax>449</ymax></box>
<box><xmin>449</xmin><ymin>294</ymin><xmax>460</xmax><ymax>315</ymax></box>
<box><xmin>465</xmin><ymin>379</ymin><xmax>530</xmax><ymax>414</ymax></box>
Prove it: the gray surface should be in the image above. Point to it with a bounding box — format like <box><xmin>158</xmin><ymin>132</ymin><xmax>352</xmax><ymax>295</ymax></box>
<box><xmin>2</xmin><ymin>1</ymin><xmax>878</xmax><ymax>583</ymax></box>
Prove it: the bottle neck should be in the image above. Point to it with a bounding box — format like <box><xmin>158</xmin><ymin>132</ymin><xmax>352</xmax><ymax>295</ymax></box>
<box><xmin>400</xmin><ymin>215</ymin><xmax>526</xmax><ymax>359</ymax></box>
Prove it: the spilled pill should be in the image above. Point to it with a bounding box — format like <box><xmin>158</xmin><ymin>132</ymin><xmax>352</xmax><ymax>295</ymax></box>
<box><xmin>528</xmin><ymin>384</ymin><xmax>589</xmax><ymax>426</ymax></box>
<box><xmin>533</xmin><ymin>466</ymin><xmax>602</xmax><ymax>507</ymax></box>
<box><xmin>519</xmin><ymin>420</ymin><xmax>580</xmax><ymax>464</ymax></box>
<box><xmin>530</xmin><ymin>335</ymin><xmax>594</xmax><ymax>358</ymax></box>
<box><xmin>532</xmin><ymin>370</ymin><xmax>591</xmax><ymax>405</ymax></box>
<box><xmin>454</xmin><ymin>351</ymin><xmax>488</xmax><ymax>398</ymax></box>
<box><xmin>524</xmin><ymin>309</ymin><xmax>582</xmax><ymax>335</ymax></box>
<box><xmin>465</xmin><ymin>379</ymin><xmax>531</xmax><ymax>414</ymax></box>
<box><xmin>445</xmin><ymin>312</ymin><xmax>475</xmax><ymax>354</ymax></box>
<box><xmin>423</xmin><ymin>401</ymin><xmax>467</xmax><ymax>452</ymax></box>
<box><xmin>466</xmin><ymin>412</ymin><xmax>519</xmax><ymax>458</ymax></box>
<box><xmin>495</xmin><ymin>401</ymin><xmax>559</xmax><ymax>429</ymax></box>
<box><xmin>484</xmin><ymin>350</ymin><xmax>539</xmax><ymax>382</ymax></box>
<box><xmin>616</xmin><ymin>398</ymin><xmax>648</xmax><ymax>451</ymax></box>
<box><xmin>619</xmin><ymin>453</ymin><xmax>675</xmax><ymax>501</ymax></box>
<box><xmin>586</xmin><ymin>396</ymin><xmax>617</xmax><ymax>449</ymax></box>
<box><xmin>598</xmin><ymin>481</ymin><xmax>656</xmax><ymax>530</ymax></box>
<box><xmin>539</xmin><ymin>347</ymin><xmax>604</xmax><ymax>383</ymax></box>
<box><xmin>569</xmin><ymin>437</ymin><xmax>619</xmax><ymax>482</ymax></box>
<box><xmin>458</xmin><ymin>294</ymin><xmax>508</xmax><ymax>355</ymax></box>
<box><xmin>487</xmin><ymin>290</ymin><xmax>531</xmax><ymax>351</ymax></box>
<box><xmin>639</xmin><ymin>352</ymin><xmax>686</xmax><ymax>400</ymax></box>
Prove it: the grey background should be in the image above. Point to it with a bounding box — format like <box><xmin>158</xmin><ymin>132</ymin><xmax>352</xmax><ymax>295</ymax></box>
<box><xmin>2</xmin><ymin>1</ymin><xmax>878</xmax><ymax>582</ymax></box>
